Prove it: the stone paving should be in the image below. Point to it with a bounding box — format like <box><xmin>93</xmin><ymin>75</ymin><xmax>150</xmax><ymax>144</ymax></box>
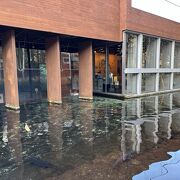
<box><xmin>133</xmin><ymin>150</ymin><xmax>180</xmax><ymax>180</ymax></box>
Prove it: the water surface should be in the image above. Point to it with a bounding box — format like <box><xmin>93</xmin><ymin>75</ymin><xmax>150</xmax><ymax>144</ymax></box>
<box><xmin>0</xmin><ymin>93</ymin><xmax>180</xmax><ymax>180</ymax></box>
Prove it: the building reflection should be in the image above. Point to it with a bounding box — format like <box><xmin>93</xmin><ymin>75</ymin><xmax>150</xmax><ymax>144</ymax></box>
<box><xmin>120</xmin><ymin>93</ymin><xmax>180</xmax><ymax>160</ymax></box>
<box><xmin>48</xmin><ymin>104</ymin><xmax>63</xmax><ymax>162</ymax></box>
<box><xmin>1</xmin><ymin>93</ymin><xmax>180</xmax><ymax>178</ymax></box>
<box><xmin>3</xmin><ymin>110</ymin><xmax>23</xmax><ymax>179</ymax></box>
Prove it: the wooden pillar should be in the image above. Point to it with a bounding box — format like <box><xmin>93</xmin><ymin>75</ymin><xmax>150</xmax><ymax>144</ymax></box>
<box><xmin>79</xmin><ymin>41</ymin><xmax>93</xmax><ymax>100</ymax></box>
<box><xmin>46</xmin><ymin>36</ymin><xmax>62</xmax><ymax>104</ymax></box>
<box><xmin>2</xmin><ymin>30</ymin><xmax>20</xmax><ymax>110</ymax></box>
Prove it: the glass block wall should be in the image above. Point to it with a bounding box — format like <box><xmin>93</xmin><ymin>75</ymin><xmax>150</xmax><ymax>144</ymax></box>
<box><xmin>124</xmin><ymin>32</ymin><xmax>180</xmax><ymax>96</ymax></box>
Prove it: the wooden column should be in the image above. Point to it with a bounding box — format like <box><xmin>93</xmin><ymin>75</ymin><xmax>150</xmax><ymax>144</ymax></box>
<box><xmin>46</xmin><ymin>36</ymin><xmax>62</xmax><ymax>104</ymax></box>
<box><xmin>79</xmin><ymin>41</ymin><xmax>93</xmax><ymax>100</ymax></box>
<box><xmin>2</xmin><ymin>30</ymin><xmax>20</xmax><ymax>110</ymax></box>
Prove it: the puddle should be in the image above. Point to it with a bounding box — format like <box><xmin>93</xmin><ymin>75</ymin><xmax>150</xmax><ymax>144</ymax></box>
<box><xmin>0</xmin><ymin>92</ymin><xmax>180</xmax><ymax>179</ymax></box>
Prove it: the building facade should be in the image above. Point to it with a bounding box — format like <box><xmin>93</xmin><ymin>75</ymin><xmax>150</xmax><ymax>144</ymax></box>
<box><xmin>0</xmin><ymin>0</ymin><xmax>179</xmax><ymax>109</ymax></box>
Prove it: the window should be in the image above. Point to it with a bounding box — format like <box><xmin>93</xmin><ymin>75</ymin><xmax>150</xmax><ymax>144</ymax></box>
<box><xmin>174</xmin><ymin>42</ymin><xmax>180</xmax><ymax>68</ymax></box>
<box><xmin>126</xmin><ymin>34</ymin><xmax>138</xmax><ymax>68</ymax></box>
<box><xmin>160</xmin><ymin>40</ymin><xmax>172</xmax><ymax>68</ymax></box>
<box><xmin>174</xmin><ymin>73</ymin><xmax>180</xmax><ymax>89</ymax></box>
<box><xmin>142</xmin><ymin>73</ymin><xmax>156</xmax><ymax>93</ymax></box>
<box><xmin>159</xmin><ymin>73</ymin><xmax>171</xmax><ymax>91</ymax></box>
<box><xmin>62</xmin><ymin>52</ymin><xmax>70</xmax><ymax>64</ymax></box>
<box><xmin>124</xmin><ymin>33</ymin><xmax>180</xmax><ymax>96</ymax></box>
<box><xmin>125</xmin><ymin>74</ymin><xmax>137</xmax><ymax>94</ymax></box>
<box><xmin>142</xmin><ymin>36</ymin><xmax>157</xmax><ymax>68</ymax></box>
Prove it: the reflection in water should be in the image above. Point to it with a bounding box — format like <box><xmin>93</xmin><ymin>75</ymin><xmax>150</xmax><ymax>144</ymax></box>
<box><xmin>1</xmin><ymin>110</ymin><xmax>23</xmax><ymax>180</ymax></box>
<box><xmin>120</xmin><ymin>93</ymin><xmax>180</xmax><ymax>161</ymax></box>
<box><xmin>48</xmin><ymin>104</ymin><xmax>63</xmax><ymax>162</ymax></box>
<box><xmin>0</xmin><ymin>93</ymin><xmax>180</xmax><ymax>179</ymax></box>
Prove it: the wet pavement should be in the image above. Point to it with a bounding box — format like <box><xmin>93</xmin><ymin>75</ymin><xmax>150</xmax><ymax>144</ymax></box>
<box><xmin>133</xmin><ymin>150</ymin><xmax>180</xmax><ymax>179</ymax></box>
<box><xmin>0</xmin><ymin>92</ymin><xmax>180</xmax><ymax>180</ymax></box>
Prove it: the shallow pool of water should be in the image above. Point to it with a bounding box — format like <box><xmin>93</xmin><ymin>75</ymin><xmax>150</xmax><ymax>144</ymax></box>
<box><xmin>0</xmin><ymin>92</ymin><xmax>180</xmax><ymax>180</ymax></box>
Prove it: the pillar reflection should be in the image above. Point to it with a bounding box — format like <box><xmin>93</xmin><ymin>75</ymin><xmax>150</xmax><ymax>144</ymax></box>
<box><xmin>48</xmin><ymin>104</ymin><xmax>63</xmax><ymax>162</ymax></box>
<box><xmin>6</xmin><ymin>110</ymin><xmax>23</xmax><ymax>179</ymax></box>
<box><xmin>120</xmin><ymin>93</ymin><xmax>180</xmax><ymax>159</ymax></box>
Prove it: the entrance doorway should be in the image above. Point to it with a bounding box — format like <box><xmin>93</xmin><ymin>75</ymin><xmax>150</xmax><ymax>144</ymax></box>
<box><xmin>94</xmin><ymin>42</ymin><xmax>122</xmax><ymax>94</ymax></box>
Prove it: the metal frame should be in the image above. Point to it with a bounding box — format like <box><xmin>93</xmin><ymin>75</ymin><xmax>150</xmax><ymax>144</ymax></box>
<box><xmin>122</xmin><ymin>31</ymin><xmax>180</xmax><ymax>96</ymax></box>
<box><xmin>137</xmin><ymin>34</ymin><xmax>143</xmax><ymax>95</ymax></box>
<box><xmin>122</xmin><ymin>31</ymin><xmax>127</xmax><ymax>94</ymax></box>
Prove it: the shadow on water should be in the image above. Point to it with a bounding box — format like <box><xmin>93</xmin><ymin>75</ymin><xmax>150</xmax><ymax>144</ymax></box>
<box><xmin>0</xmin><ymin>92</ymin><xmax>180</xmax><ymax>179</ymax></box>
